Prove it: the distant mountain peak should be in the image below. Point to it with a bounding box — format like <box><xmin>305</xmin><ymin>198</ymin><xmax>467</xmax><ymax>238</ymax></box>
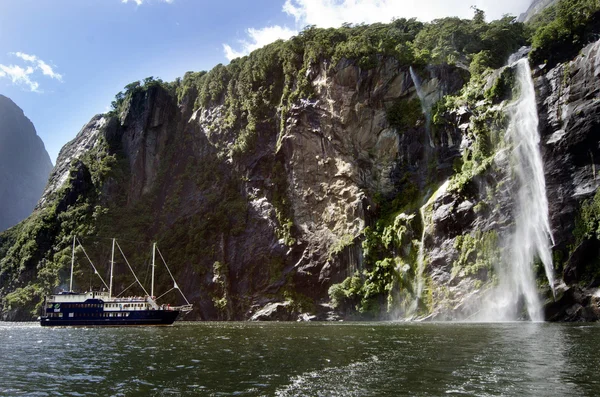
<box><xmin>0</xmin><ymin>95</ymin><xmax>53</xmax><ymax>231</ymax></box>
<box><xmin>518</xmin><ymin>0</ymin><xmax>559</xmax><ymax>22</ymax></box>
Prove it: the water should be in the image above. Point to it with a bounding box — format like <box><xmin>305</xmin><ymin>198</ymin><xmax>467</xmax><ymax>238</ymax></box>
<box><xmin>409</xmin><ymin>66</ymin><xmax>434</xmax><ymax>148</ymax></box>
<box><xmin>412</xmin><ymin>180</ymin><xmax>450</xmax><ymax>316</ymax></box>
<box><xmin>480</xmin><ymin>59</ymin><xmax>555</xmax><ymax>321</ymax></box>
<box><xmin>1</xmin><ymin>321</ymin><xmax>599</xmax><ymax>396</ymax></box>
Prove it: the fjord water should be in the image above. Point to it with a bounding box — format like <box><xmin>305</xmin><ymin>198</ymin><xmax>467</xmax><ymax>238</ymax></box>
<box><xmin>479</xmin><ymin>58</ymin><xmax>555</xmax><ymax>321</ymax></box>
<box><xmin>1</xmin><ymin>322</ymin><xmax>599</xmax><ymax>396</ymax></box>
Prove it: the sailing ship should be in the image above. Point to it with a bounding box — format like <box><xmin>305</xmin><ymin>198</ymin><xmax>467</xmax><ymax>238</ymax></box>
<box><xmin>40</xmin><ymin>237</ymin><xmax>192</xmax><ymax>327</ymax></box>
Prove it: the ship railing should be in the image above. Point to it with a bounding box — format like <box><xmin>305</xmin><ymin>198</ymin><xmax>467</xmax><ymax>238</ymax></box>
<box><xmin>171</xmin><ymin>304</ymin><xmax>193</xmax><ymax>313</ymax></box>
<box><xmin>146</xmin><ymin>296</ymin><xmax>160</xmax><ymax>310</ymax></box>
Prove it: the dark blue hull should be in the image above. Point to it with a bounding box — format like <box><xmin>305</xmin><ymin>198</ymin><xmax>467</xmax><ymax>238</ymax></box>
<box><xmin>40</xmin><ymin>310</ymin><xmax>179</xmax><ymax>327</ymax></box>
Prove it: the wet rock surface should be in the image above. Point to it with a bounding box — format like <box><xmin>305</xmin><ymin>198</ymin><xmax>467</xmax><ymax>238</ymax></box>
<box><xmin>3</xmin><ymin>38</ymin><xmax>600</xmax><ymax>321</ymax></box>
<box><xmin>536</xmin><ymin>39</ymin><xmax>600</xmax><ymax>319</ymax></box>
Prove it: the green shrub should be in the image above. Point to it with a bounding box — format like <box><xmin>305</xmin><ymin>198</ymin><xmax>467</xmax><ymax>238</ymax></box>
<box><xmin>386</xmin><ymin>98</ymin><xmax>424</xmax><ymax>131</ymax></box>
<box><xmin>529</xmin><ymin>0</ymin><xmax>600</xmax><ymax>66</ymax></box>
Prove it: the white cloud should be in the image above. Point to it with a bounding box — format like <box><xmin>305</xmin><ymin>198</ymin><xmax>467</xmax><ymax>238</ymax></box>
<box><xmin>0</xmin><ymin>64</ymin><xmax>39</xmax><ymax>91</ymax></box>
<box><xmin>13</xmin><ymin>52</ymin><xmax>37</xmax><ymax>62</ymax></box>
<box><xmin>13</xmin><ymin>52</ymin><xmax>63</xmax><ymax>81</ymax></box>
<box><xmin>0</xmin><ymin>52</ymin><xmax>62</xmax><ymax>92</ymax></box>
<box><xmin>223</xmin><ymin>0</ymin><xmax>532</xmax><ymax>59</ymax></box>
<box><xmin>121</xmin><ymin>0</ymin><xmax>174</xmax><ymax>5</ymax></box>
<box><xmin>223</xmin><ymin>25</ymin><xmax>297</xmax><ymax>61</ymax></box>
<box><xmin>283</xmin><ymin>0</ymin><xmax>532</xmax><ymax>25</ymax></box>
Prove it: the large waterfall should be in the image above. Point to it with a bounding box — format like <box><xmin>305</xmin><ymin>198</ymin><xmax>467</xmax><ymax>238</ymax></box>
<box><xmin>481</xmin><ymin>58</ymin><xmax>555</xmax><ymax>321</ymax></box>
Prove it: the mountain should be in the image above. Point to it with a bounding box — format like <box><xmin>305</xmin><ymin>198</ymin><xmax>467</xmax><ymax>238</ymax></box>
<box><xmin>2</xmin><ymin>1</ymin><xmax>600</xmax><ymax>322</ymax></box>
<box><xmin>0</xmin><ymin>95</ymin><xmax>53</xmax><ymax>232</ymax></box>
<box><xmin>518</xmin><ymin>0</ymin><xmax>559</xmax><ymax>22</ymax></box>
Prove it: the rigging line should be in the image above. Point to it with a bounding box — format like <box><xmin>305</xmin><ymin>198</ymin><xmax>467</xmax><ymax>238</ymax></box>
<box><xmin>116</xmin><ymin>281</ymin><xmax>138</xmax><ymax>298</ymax></box>
<box><xmin>142</xmin><ymin>262</ymin><xmax>150</xmax><ymax>288</ymax></box>
<box><xmin>178</xmin><ymin>289</ymin><xmax>190</xmax><ymax>305</ymax></box>
<box><xmin>156</xmin><ymin>246</ymin><xmax>191</xmax><ymax>305</ymax></box>
<box><xmin>155</xmin><ymin>287</ymin><xmax>175</xmax><ymax>301</ymax></box>
<box><xmin>115</xmin><ymin>240</ymin><xmax>150</xmax><ymax>297</ymax></box>
<box><xmin>78</xmin><ymin>235</ymin><xmax>152</xmax><ymax>245</ymax></box>
<box><xmin>76</xmin><ymin>238</ymin><xmax>109</xmax><ymax>291</ymax></box>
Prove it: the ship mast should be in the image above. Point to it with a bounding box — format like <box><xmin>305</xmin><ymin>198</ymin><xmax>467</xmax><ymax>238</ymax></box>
<box><xmin>151</xmin><ymin>242</ymin><xmax>156</xmax><ymax>298</ymax></box>
<box><xmin>69</xmin><ymin>235</ymin><xmax>75</xmax><ymax>292</ymax></box>
<box><xmin>109</xmin><ymin>238</ymin><xmax>115</xmax><ymax>299</ymax></box>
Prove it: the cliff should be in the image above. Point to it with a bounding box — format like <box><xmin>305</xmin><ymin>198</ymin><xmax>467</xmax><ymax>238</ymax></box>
<box><xmin>0</xmin><ymin>95</ymin><xmax>53</xmax><ymax>232</ymax></box>
<box><xmin>518</xmin><ymin>0</ymin><xmax>559</xmax><ymax>22</ymax></box>
<box><xmin>2</xmin><ymin>3</ymin><xmax>600</xmax><ymax>321</ymax></box>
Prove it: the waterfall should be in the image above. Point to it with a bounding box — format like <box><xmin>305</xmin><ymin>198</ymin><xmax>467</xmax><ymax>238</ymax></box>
<box><xmin>411</xmin><ymin>179</ymin><xmax>450</xmax><ymax>317</ymax></box>
<box><xmin>409</xmin><ymin>66</ymin><xmax>434</xmax><ymax>148</ymax></box>
<box><xmin>481</xmin><ymin>58</ymin><xmax>555</xmax><ymax>321</ymax></box>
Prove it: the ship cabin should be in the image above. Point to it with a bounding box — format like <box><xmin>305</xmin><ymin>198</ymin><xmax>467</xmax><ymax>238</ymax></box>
<box><xmin>43</xmin><ymin>291</ymin><xmax>160</xmax><ymax>320</ymax></box>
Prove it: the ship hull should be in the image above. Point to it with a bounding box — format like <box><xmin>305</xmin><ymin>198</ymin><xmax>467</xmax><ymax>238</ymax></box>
<box><xmin>40</xmin><ymin>309</ymin><xmax>179</xmax><ymax>327</ymax></box>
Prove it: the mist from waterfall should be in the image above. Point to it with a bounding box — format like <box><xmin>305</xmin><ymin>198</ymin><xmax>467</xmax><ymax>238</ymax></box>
<box><xmin>479</xmin><ymin>58</ymin><xmax>555</xmax><ymax>321</ymax></box>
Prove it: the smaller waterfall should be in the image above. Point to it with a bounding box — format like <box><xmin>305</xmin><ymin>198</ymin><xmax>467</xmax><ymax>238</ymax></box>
<box><xmin>409</xmin><ymin>66</ymin><xmax>434</xmax><ymax>148</ymax></box>
<box><xmin>480</xmin><ymin>58</ymin><xmax>555</xmax><ymax>321</ymax></box>
<box><xmin>411</xmin><ymin>179</ymin><xmax>450</xmax><ymax>316</ymax></box>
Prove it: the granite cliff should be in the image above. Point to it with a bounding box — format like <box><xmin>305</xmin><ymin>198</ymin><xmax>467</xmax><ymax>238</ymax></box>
<box><xmin>1</xmin><ymin>1</ymin><xmax>600</xmax><ymax>321</ymax></box>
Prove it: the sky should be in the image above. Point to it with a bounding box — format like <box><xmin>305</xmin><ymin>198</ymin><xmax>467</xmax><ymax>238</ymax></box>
<box><xmin>0</xmin><ymin>0</ymin><xmax>533</xmax><ymax>164</ymax></box>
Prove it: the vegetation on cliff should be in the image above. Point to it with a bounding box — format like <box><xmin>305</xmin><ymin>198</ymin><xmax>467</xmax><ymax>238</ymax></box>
<box><xmin>0</xmin><ymin>128</ymin><xmax>118</xmax><ymax>318</ymax></box>
<box><xmin>529</xmin><ymin>0</ymin><xmax>600</xmax><ymax>66</ymax></box>
<box><xmin>2</xmin><ymin>1</ymin><xmax>600</xmax><ymax>321</ymax></box>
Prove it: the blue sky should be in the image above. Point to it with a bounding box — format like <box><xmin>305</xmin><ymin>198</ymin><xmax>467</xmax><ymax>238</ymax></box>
<box><xmin>0</xmin><ymin>0</ymin><xmax>532</xmax><ymax>163</ymax></box>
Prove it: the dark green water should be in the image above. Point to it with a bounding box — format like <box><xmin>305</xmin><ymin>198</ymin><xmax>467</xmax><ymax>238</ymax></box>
<box><xmin>1</xmin><ymin>321</ymin><xmax>599</xmax><ymax>396</ymax></box>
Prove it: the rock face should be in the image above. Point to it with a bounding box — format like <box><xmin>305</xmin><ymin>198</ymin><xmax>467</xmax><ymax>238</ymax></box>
<box><xmin>0</xmin><ymin>95</ymin><xmax>53</xmax><ymax>231</ymax></box>
<box><xmin>2</xmin><ymin>36</ymin><xmax>600</xmax><ymax>321</ymax></box>
<box><xmin>420</xmin><ymin>40</ymin><xmax>600</xmax><ymax>321</ymax></box>
<box><xmin>535</xmin><ymin>39</ymin><xmax>600</xmax><ymax>319</ymax></box>
<box><xmin>518</xmin><ymin>0</ymin><xmax>559</xmax><ymax>22</ymax></box>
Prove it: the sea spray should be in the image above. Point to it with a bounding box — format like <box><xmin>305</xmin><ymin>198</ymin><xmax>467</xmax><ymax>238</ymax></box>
<box><xmin>409</xmin><ymin>66</ymin><xmax>434</xmax><ymax>148</ymax></box>
<box><xmin>480</xmin><ymin>58</ymin><xmax>555</xmax><ymax>321</ymax></box>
